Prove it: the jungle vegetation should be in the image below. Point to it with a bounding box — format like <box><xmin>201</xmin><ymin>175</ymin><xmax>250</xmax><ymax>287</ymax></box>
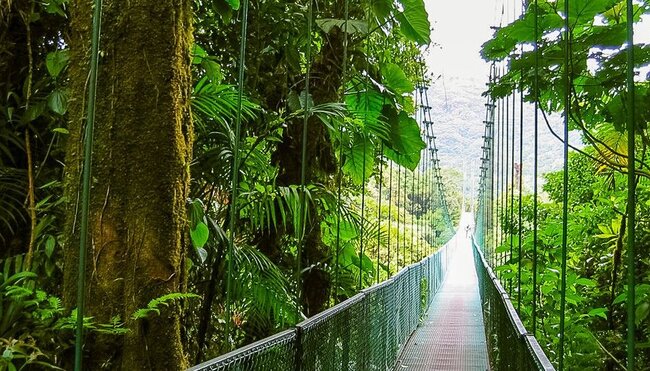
<box><xmin>0</xmin><ymin>0</ymin><xmax>459</xmax><ymax>368</ymax></box>
<box><xmin>482</xmin><ymin>0</ymin><xmax>650</xmax><ymax>369</ymax></box>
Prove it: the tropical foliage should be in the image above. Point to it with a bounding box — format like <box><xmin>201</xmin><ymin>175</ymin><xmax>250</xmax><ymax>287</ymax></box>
<box><xmin>0</xmin><ymin>0</ymin><xmax>460</xmax><ymax>367</ymax></box>
<box><xmin>482</xmin><ymin>0</ymin><xmax>650</xmax><ymax>369</ymax></box>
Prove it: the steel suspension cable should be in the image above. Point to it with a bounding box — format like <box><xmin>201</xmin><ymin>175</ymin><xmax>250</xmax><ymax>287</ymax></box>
<box><xmin>225</xmin><ymin>0</ymin><xmax>251</xmax><ymax>349</ymax></box>
<box><xmin>358</xmin><ymin>126</ymin><xmax>367</xmax><ymax>291</ymax></box>
<box><xmin>376</xmin><ymin>144</ymin><xmax>384</xmax><ymax>284</ymax></box>
<box><xmin>517</xmin><ymin>70</ymin><xmax>524</xmax><ymax>312</ymax></box>
<box><xmin>403</xmin><ymin>163</ymin><xmax>407</xmax><ymax>265</ymax></box>
<box><xmin>74</xmin><ymin>0</ymin><xmax>103</xmax><ymax>367</ymax></box>
<box><xmin>420</xmin><ymin>77</ymin><xmax>439</xmax><ymax>252</ymax></box>
<box><xmin>297</xmin><ymin>0</ymin><xmax>314</xmax><ymax>316</ymax></box>
<box><xmin>396</xmin><ymin>165</ymin><xmax>401</xmax><ymax>269</ymax></box>
<box><xmin>532</xmin><ymin>0</ymin><xmax>540</xmax><ymax>335</ymax></box>
<box><xmin>358</xmin><ymin>6</ymin><xmax>373</xmax><ymax>290</ymax></box>
<box><xmin>625</xmin><ymin>0</ymin><xmax>637</xmax><ymax>368</ymax></box>
<box><xmin>504</xmin><ymin>87</ymin><xmax>510</xmax><ymax>274</ymax></box>
<box><xmin>509</xmin><ymin>87</ymin><xmax>515</xmax><ymax>294</ymax></box>
<box><xmin>387</xmin><ymin>160</ymin><xmax>393</xmax><ymax>276</ymax></box>
<box><xmin>559</xmin><ymin>0</ymin><xmax>570</xmax><ymax>368</ymax></box>
<box><xmin>332</xmin><ymin>0</ymin><xmax>349</xmax><ymax>305</ymax></box>
<box><xmin>499</xmin><ymin>86</ymin><xmax>504</xmax><ymax>269</ymax></box>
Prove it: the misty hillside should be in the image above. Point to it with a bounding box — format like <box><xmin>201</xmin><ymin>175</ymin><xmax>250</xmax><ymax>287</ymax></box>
<box><xmin>424</xmin><ymin>74</ymin><xmax>582</xmax><ymax>197</ymax></box>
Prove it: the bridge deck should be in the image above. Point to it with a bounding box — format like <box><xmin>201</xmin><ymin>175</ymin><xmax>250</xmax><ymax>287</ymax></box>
<box><xmin>394</xmin><ymin>233</ymin><xmax>490</xmax><ymax>370</ymax></box>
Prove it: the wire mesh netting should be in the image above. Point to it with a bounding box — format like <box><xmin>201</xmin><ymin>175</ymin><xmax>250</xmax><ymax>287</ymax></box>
<box><xmin>188</xmin><ymin>329</ymin><xmax>298</xmax><ymax>371</ymax></box>
<box><xmin>190</xmin><ymin>242</ymin><xmax>451</xmax><ymax>371</ymax></box>
<box><xmin>472</xmin><ymin>239</ymin><xmax>555</xmax><ymax>371</ymax></box>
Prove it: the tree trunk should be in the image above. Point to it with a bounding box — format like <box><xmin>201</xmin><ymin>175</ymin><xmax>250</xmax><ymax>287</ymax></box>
<box><xmin>272</xmin><ymin>29</ymin><xmax>344</xmax><ymax>316</ymax></box>
<box><xmin>63</xmin><ymin>0</ymin><xmax>193</xmax><ymax>368</ymax></box>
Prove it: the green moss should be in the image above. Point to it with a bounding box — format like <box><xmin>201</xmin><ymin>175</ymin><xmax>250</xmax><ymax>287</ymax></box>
<box><xmin>63</xmin><ymin>0</ymin><xmax>193</xmax><ymax>368</ymax></box>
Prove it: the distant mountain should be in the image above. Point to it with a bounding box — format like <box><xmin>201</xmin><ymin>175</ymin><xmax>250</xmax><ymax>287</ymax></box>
<box><xmin>423</xmin><ymin>74</ymin><xmax>582</xmax><ymax>199</ymax></box>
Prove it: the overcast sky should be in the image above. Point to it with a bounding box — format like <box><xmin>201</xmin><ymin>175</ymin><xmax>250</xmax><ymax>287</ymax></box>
<box><xmin>421</xmin><ymin>0</ymin><xmax>650</xmax><ymax>201</ymax></box>
<box><xmin>424</xmin><ymin>0</ymin><xmax>649</xmax><ymax>80</ymax></box>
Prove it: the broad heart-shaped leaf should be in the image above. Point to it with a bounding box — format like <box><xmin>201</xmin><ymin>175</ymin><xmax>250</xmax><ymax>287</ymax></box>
<box><xmin>381</xmin><ymin>63</ymin><xmax>414</xmax><ymax>95</ymax></box>
<box><xmin>383</xmin><ymin>107</ymin><xmax>425</xmax><ymax>170</ymax></box>
<box><xmin>47</xmin><ymin>89</ymin><xmax>67</xmax><ymax>115</ymax></box>
<box><xmin>345</xmin><ymin>76</ymin><xmax>385</xmax><ymax>124</ymax></box>
<box><xmin>316</xmin><ymin>19</ymin><xmax>368</xmax><ymax>34</ymax></box>
<box><xmin>564</xmin><ymin>0</ymin><xmax>618</xmax><ymax>28</ymax></box>
<box><xmin>190</xmin><ymin>221</ymin><xmax>209</xmax><ymax>249</ymax></box>
<box><xmin>342</xmin><ymin>135</ymin><xmax>375</xmax><ymax>185</ymax></box>
<box><xmin>371</xmin><ymin>0</ymin><xmax>393</xmax><ymax>22</ymax></box>
<box><xmin>396</xmin><ymin>0</ymin><xmax>431</xmax><ymax>46</ymax></box>
<box><xmin>46</xmin><ymin>49</ymin><xmax>69</xmax><ymax>78</ymax></box>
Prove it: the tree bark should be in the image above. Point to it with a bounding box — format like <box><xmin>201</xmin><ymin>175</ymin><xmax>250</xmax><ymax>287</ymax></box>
<box><xmin>63</xmin><ymin>0</ymin><xmax>193</xmax><ymax>368</ymax></box>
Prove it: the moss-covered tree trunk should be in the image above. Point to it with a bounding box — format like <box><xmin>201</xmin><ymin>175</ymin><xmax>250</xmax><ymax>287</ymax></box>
<box><xmin>63</xmin><ymin>0</ymin><xmax>193</xmax><ymax>368</ymax></box>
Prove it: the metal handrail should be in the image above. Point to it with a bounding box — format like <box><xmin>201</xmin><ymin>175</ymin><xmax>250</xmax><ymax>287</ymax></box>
<box><xmin>472</xmin><ymin>238</ymin><xmax>554</xmax><ymax>371</ymax></box>
<box><xmin>190</xmin><ymin>241</ymin><xmax>452</xmax><ymax>370</ymax></box>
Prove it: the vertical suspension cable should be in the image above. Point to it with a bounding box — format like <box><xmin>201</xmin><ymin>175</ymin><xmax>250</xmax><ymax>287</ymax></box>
<box><xmin>225</xmin><ymin>0</ymin><xmax>250</xmax><ymax>350</ymax></box>
<box><xmin>388</xmin><ymin>160</ymin><xmax>393</xmax><ymax>276</ymax></box>
<box><xmin>396</xmin><ymin>166</ymin><xmax>401</xmax><ymax>269</ymax></box>
<box><xmin>499</xmin><ymin>72</ymin><xmax>504</xmax><ymax>270</ymax></box>
<box><xmin>403</xmin><ymin>165</ymin><xmax>408</xmax><ymax>265</ymax></box>
<box><xmin>74</xmin><ymin>0</ymin><xmax>103</xmax><ymax>367</ymax></box>
<box><xmin>559</xmin><ymin>0</ymin><xmax>570</xmax><ymax>368</ymax></box>
<box><xmin>357</xmin><ymin>5</ymin><xmax>372</xmax><ymax>291</ymax></box>
<box><xmin>358</xmin><ymin>128</ymin><xmax>367</xmax><ymax>291</ymax></box>
<box><xmin>504</xmin><ymin>86</ymin><xmax>510</xmax><ymax>273</ymax></box>
<box><xmin>532</xmin><ymin>0</ymin><xmax>540</xmax><ymax>335</ymax></box>
<box><xmin>411</xmin><ymin>168</ymin><xmax>416</xmax><ymax>262</ymax></box>
<box><xmin>297</xmin><ymin>0</ymin><xmax>314</xmax><ymax>317</ymax></box>
<box><xmin>488</xmin><ymin>65</ymin><xmax>496</xmax><ymax>254</ymax></box>
<box><xmin>625</xmin><ymin>0</ymin><xmax>636</xmax><ymax>368</ymax></box>
<box><xmin>509</xmin><ymin>85</ymin><xmax>515</xmax><ymax>294</ymax></box>
<box><xmin>517</xmin><ymin>65</ymin><xmax>524</xmax><ymax>312</ymax></box>
<box><xmin>376</xmin><ymin>144</ymin><xmax>384</xmax><ymax>284</ymax></box>
<box><xmin>332</xmin><ymin>0</ymin><xmax>349</xmax><ymax>305</ymax></box>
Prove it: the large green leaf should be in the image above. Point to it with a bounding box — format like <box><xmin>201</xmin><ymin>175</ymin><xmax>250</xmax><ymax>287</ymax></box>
<box><xmin>381</xmin><ymin>63</ymin><xmax>414</xmax><ymax>95</ymax></box>
<box><xmin>342</xmin><ymin>136</ymin><xmax>375</xmax><ymax>185</ymax></box>
<box><xmin>345</xmin><ymin>77</ymin><xmax>385</xmax><ymax>123</ymax></box>
<box><xmin>565</xmin><ymin>0</ymin><xmax>617</xmax><ymax>28</ymax></box>
<box><xmin>316</xmin><ymin>19</ymin><xmax>368</xmax><ymax>34</ymax></box>
<box><xmin>371</xmin><ymin>0</ymin><xmax>393</xmax><ymax>22</ymax></box>
<box><xmin>47</xmin><ymin>89</ymin><xmax>67</xmax><ymax>115</ymax></box>
<box><xmin>383</xmin><ymin>107</ymin><xmax>425</xmax><ymax>170</ymax></box>
<box><xmin>190</xmin><ymin>222</ymin><xmax>209</xmax><ymax>249</ymax></box>
<box><xmin>396</xmin><ymin>0</ymin><xmax>431</xmax><ymax>45</ymax></box>
<box><xmin>45</xmin><ymin>49</ymin><xmax>69</xmax><ymax>78</ymax></box>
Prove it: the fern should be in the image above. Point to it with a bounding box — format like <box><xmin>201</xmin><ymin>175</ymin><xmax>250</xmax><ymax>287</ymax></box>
<box><xmin>131</xmin><ymin>293</ymin><xmax>200</xmax><ymax>320</ymax></box>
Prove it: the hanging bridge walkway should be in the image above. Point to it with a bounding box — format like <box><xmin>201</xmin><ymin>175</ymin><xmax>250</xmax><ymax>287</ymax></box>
<box><xmin>394</xmin><ymin>220</ymin><xmax>488</xmax><ymax>370</ymax></box>
<box><xmin>190</xmin><ymin>214</ymin><xmax>554</xmax><ymax>371</ymax></box>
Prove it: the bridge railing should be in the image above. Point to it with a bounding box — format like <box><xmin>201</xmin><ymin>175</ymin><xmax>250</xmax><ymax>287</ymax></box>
<box><xmin>189</xmin><ymin>238</ymin><xmax>453</xmax><ymax>371</ymax></box>
<box><xmin>472</xmin><ymin>238</ymin><xmax>555</xmax><ymax>371</ymax></box>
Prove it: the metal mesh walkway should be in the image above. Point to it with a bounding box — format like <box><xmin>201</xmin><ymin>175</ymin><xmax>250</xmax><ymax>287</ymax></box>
<box><xmin>395</xmin><ymin>230</ymin><xmax>489</xmax><ymax>370</ymax></box>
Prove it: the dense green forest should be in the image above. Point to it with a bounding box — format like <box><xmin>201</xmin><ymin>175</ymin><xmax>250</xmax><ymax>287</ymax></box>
<box><xmin>481</xmin><ymin>0</ymin><xmax>650</xmax><ymax>369</ymax></box>
<box><xmin>0</xmin><ymin>0</ymin><xmax>462</xmax><ymax>369</ymax></box>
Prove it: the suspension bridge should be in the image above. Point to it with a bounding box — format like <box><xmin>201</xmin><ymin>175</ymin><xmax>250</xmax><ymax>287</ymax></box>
<box><xmin>65</xmin><ymin>0</ymin><xmax>643</xmax><ymax>366</ymax></box>
<box><xmin>181</xmin><ymin>0</ymin><xmax>640</xmax><ymax>363</ymax></box>
<box><xmin>190</xmin><ymin>213</ymin><xmax>555</xmax><ymax>370</ymax></box>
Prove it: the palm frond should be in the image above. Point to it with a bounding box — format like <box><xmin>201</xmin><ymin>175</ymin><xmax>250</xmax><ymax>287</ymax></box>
<box><xmin>0</xmin><ymin>167</ymin><xmax>27</xmax><ymax>243</ymax></box>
